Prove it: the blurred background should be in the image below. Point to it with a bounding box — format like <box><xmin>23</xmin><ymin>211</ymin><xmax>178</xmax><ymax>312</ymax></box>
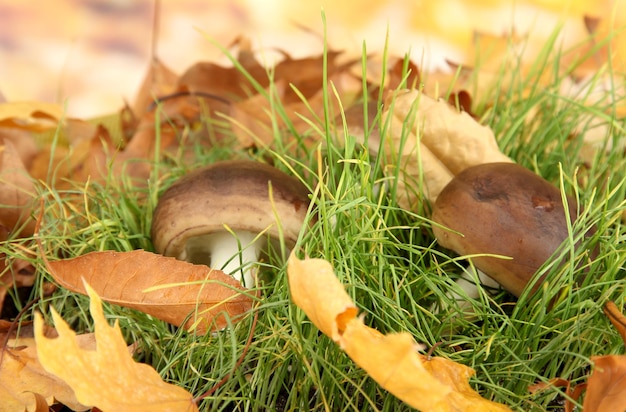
<box><xmin>0</xmin><ymin>0</ymin><xmax>622</xmax><ymax>117</ymax></box>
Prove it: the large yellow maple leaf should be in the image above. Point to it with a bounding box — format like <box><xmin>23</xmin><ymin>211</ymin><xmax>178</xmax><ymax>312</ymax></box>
<box><xmin>34</xmin><ymin>282</ymin><xmax>199</xmax><ymax>412</ymax></box>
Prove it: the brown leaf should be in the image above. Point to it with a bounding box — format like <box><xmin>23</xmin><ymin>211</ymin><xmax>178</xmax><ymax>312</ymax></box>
<box><xmin>46</xmin><ymin>250</ymin><xmax>253</xmax><ymax>334</ymax></box>
<box><xmin>0</xmin><ymin>126</ymin><xmax>38</xmax><ymax>169</ymax></box>
<box><xmin>179</xmin><ymin>61</ymin><xmax>266</xmax><ymax>101</ymax></box>
<box><xmin>34</xmin><ymin>283</ymin><xmax>199</xmax><ymax>412</ymax></box>
<box><xmin>287</xmin><ymin>254</ymin><xmax>511</xmax><ymax>411</ymax></box>
<box><xmin>132</xmin><ymin>58</ymin><xmax>179</xmax><ymax>117</ymax></box>
<box><xmin>604</xmin><ymin>301</ymin><xmax>626</xmax><ymax>344</ymax></box>
<box><xmin>29</xmin><ymin>123</ymin><xmax>117</xmax><ymax>188</ymax></box>
<box><xmin>583</xmin><ymin>355</ymin><xmax>626</xmax><ymax>412</ymax></box>
<box><xmin>273</xmin><ymin>50</ymin><xmax>353</xmax><ymax>103</ymax></box>
<box><xmin>0</xmin><ymin>137</ymin><xmax>37</xmax><ymax>239</ymax></box>
<box><xmin>228</xmin><ymin>90</ymin><xmax>280</xmax><ymax>149</ymax></box>
<box><xmin>0</xmin><ymin>253</ymin><xmax>36</xmax><ymax>316</ymax></box>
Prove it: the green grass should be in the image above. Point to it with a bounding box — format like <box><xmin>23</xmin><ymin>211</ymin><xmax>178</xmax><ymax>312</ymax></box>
<box><xmin>3</xmin><ymin>21</ymin><xmax>626</xmax><ymax>412</ymax></box>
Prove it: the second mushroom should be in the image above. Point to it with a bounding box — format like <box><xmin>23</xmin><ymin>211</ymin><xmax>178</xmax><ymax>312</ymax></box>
<box><xmin>151</xmin><ymin>160</ymin><xmax>311</xmax><ymax>288</ymax></box>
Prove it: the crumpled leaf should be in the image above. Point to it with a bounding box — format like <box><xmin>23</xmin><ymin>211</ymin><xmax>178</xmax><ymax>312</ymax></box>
<box><xmin>0</xmin><ymin>321</ymin><xmax>89</xmax><ymax>411</ymax></box>
<box><xmin>46</xmin><ymin>250</ymin><xmax>253</xmax><ymax>334</ymax></box>
<box><xmin>380</xmin><ymin>89</ymin><xmax>512</xmax><ymax>209</ymax></box>
<box><xmin>0</xmin><ymin>101</ymin><xmax>64</xmax><ymax>131</ymax></box>
<box><xmin>287</xmin><ymin>254</ymin><xmax>511</xmax><ymax>412</ymax></box>
<box><xmin>34</xmin><ymin>282</ymin><xmax>199</xmax><ymax>412</ymax></box>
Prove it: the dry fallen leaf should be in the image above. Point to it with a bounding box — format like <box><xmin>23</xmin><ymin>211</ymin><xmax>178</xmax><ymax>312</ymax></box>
<box><xmin>46</xmin><ymin>250</ymin><xmax>253</xmax><ymax>334</ymax></box>
<box><xmin>604</xmin><ymin>301</ymin><xmax>626</xmax><ymax>344</ymax></box>
<box><xmin>34</xmin><ymin>282</ymin><xmax>199</xmax><ymax>412</ymax></box>
<box><xmin>0</xmin><ymin>322</ymin><xmax>89</xmax><ymax>411</ymax></box>
<box><xmin>0</xmin><ymin>101</ymin><xmax>64</xmax><ymax>132</ymax></box>
<box><xmin>0</xmin><ymin>137</ymin><xmax>37</xmax><ymax>239</ymax></box>
<box><xmin>583</xmin><ymin>355</ymin><xmax>626</xmax><ymax>412</ymax></box>
<box><xmin>132</xmin><ymin>58</ymin><xmax>179</xmax><ymax>117</ymax></box>
<box><xmin>287</xmin><ymin>253</ymin><xmax>511</xmax><ymax>412</ymax></box>
<box><xmin>578</xmin><ymin>301</ymin><xmax>626</xmax><ymax>411</ymax></box>
<box><xmin>380</xmin><ymin>89</ymin><xmax>512</xmax><ymax>209</ymax></box>
<box><xmin>0</xmin><ymin>253</ymin><xmax>36</xmax><ymax>315</ymax></box>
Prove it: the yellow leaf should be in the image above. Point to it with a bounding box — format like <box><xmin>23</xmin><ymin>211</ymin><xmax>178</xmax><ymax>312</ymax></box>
<box><xmin>287</xmin><ymin>253</ymin><xmax>511</xmax><ymax>412</ymax></box>
<box><xmin>34</xmin><ymin>282</ymin><xmax>199</xmax><ymax>412</ymax></box>
<box><xmin>0</xmin><ymin>101</ymin><xmax>64</xmax><ymax>131</ymax></box>
<box><xmin>0</xmin><ymin>344</ymin><xmax>88</xmax><ymax>411</ymax></box>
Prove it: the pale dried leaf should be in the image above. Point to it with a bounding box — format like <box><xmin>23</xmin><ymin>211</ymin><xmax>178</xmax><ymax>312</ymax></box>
<box><xmin>381</xmin><ymin>89</ymin><xmax>512</xmax><ymax>208</ymax></box>
<box><xmin>34</xmin><ymin>283</ymin><xmax>199</xmax><ymax>412</ymax></box>
<box><xmin>0</xmin><ymin>338</ymin><xmax>89</xmax><ymax>411</ymax></box>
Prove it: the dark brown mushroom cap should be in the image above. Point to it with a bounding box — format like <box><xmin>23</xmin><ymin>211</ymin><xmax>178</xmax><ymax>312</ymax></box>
<box><xmin>151</xmin><ymin>160</ymin><xmax>311</xmax><ymax>259</ymax></box>
<box><xmin>431</xmin><ymin>162</ymin><xmax>585</xmax><ymax>297</ymax></box>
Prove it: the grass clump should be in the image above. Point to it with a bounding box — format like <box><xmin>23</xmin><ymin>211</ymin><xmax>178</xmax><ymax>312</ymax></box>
<box><xmin>2</xmin><ymin>21</ymin><xmax>625</xmax><ymax>412</ymax></box>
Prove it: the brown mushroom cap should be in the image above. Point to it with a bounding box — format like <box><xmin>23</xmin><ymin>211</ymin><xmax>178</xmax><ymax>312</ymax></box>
<box><xmin>151</xmin><ymin>160</ymin><xmax>311</xmax><ymax>261</ymax></box>
<box><xmin>431</xmin><ymin>162</ymin><xmax>587</xmax><ymax>297</ymax></box>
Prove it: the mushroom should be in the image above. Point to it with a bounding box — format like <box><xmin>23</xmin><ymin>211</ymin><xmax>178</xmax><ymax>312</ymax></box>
<box><xmin>151</xmin><ymin>160</ymin><xmax>311</xmax><ymax>288</ymax></box>
<box><xmin>431</xmin><ymin>162</ymin><xmax>595</xmax><ymax>297</ymax></box>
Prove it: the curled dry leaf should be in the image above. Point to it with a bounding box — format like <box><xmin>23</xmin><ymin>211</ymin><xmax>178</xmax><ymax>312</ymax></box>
<box><xmin>34</xmin><ymin>283</ymin><xmax>199</xmax><ymax>412</ymax></box>
<box><xmin>46</xmin><ymin>250</ymin><xmax>253</xmax><ymax>334</ymax></box>
<box><xmin>604</xmin><ymin>301</ymin><xmax>626</xmax><ymax>344</ymax></box>
<box><xmin>287</xmin><ymin>253</ymin><xmax>511</xmax><ymax>412</ymax></box>
<box><xmin>381</xmin><ymin>89</ymin><xmax>512</xmax><ymax>209</ymax></box>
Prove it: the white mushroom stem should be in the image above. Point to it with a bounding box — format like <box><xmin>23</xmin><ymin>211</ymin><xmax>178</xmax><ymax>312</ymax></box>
<box><xmin>432</xmin><ymin>266</ymin><xmax>501</xmax><ymax>316</ymax></box>
<box><xmin>204</xmin><ymin>231</ymin><xmax>262</xmax><ymax>288</ymax></box>
<box><xmin>448</xmin><ymin>266</ymin><xmax>501</xmax><ymax>305</ymax></box>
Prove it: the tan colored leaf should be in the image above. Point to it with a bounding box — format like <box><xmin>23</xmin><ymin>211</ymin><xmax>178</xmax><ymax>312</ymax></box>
<box><xmin>0</xmin><ymin>101</ymin><xmax>64</xmax><ymax>131</ymax></box>
<box><xmin>34</xmin><ymin>283</ymin><xmax>199</xmax><ymax>412</ymax></box>
<box><xmin>287</xmin><ymin>253</ymin><xmax>511</xmax><ymax>411</ymax></box>
<box><xmin>583</xmin><ymin>355</ymin><xmax>626</xmax><ymax>412</ymax></box>
<box><xmin>46</xmin><ymin>250</ymin><xmax>253</xmax><ymax>334</ymax></box>
<box><xmin>381</xmin><ymin>89</ymin><xmax>512</xmax><ymax>209</ymax></box>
